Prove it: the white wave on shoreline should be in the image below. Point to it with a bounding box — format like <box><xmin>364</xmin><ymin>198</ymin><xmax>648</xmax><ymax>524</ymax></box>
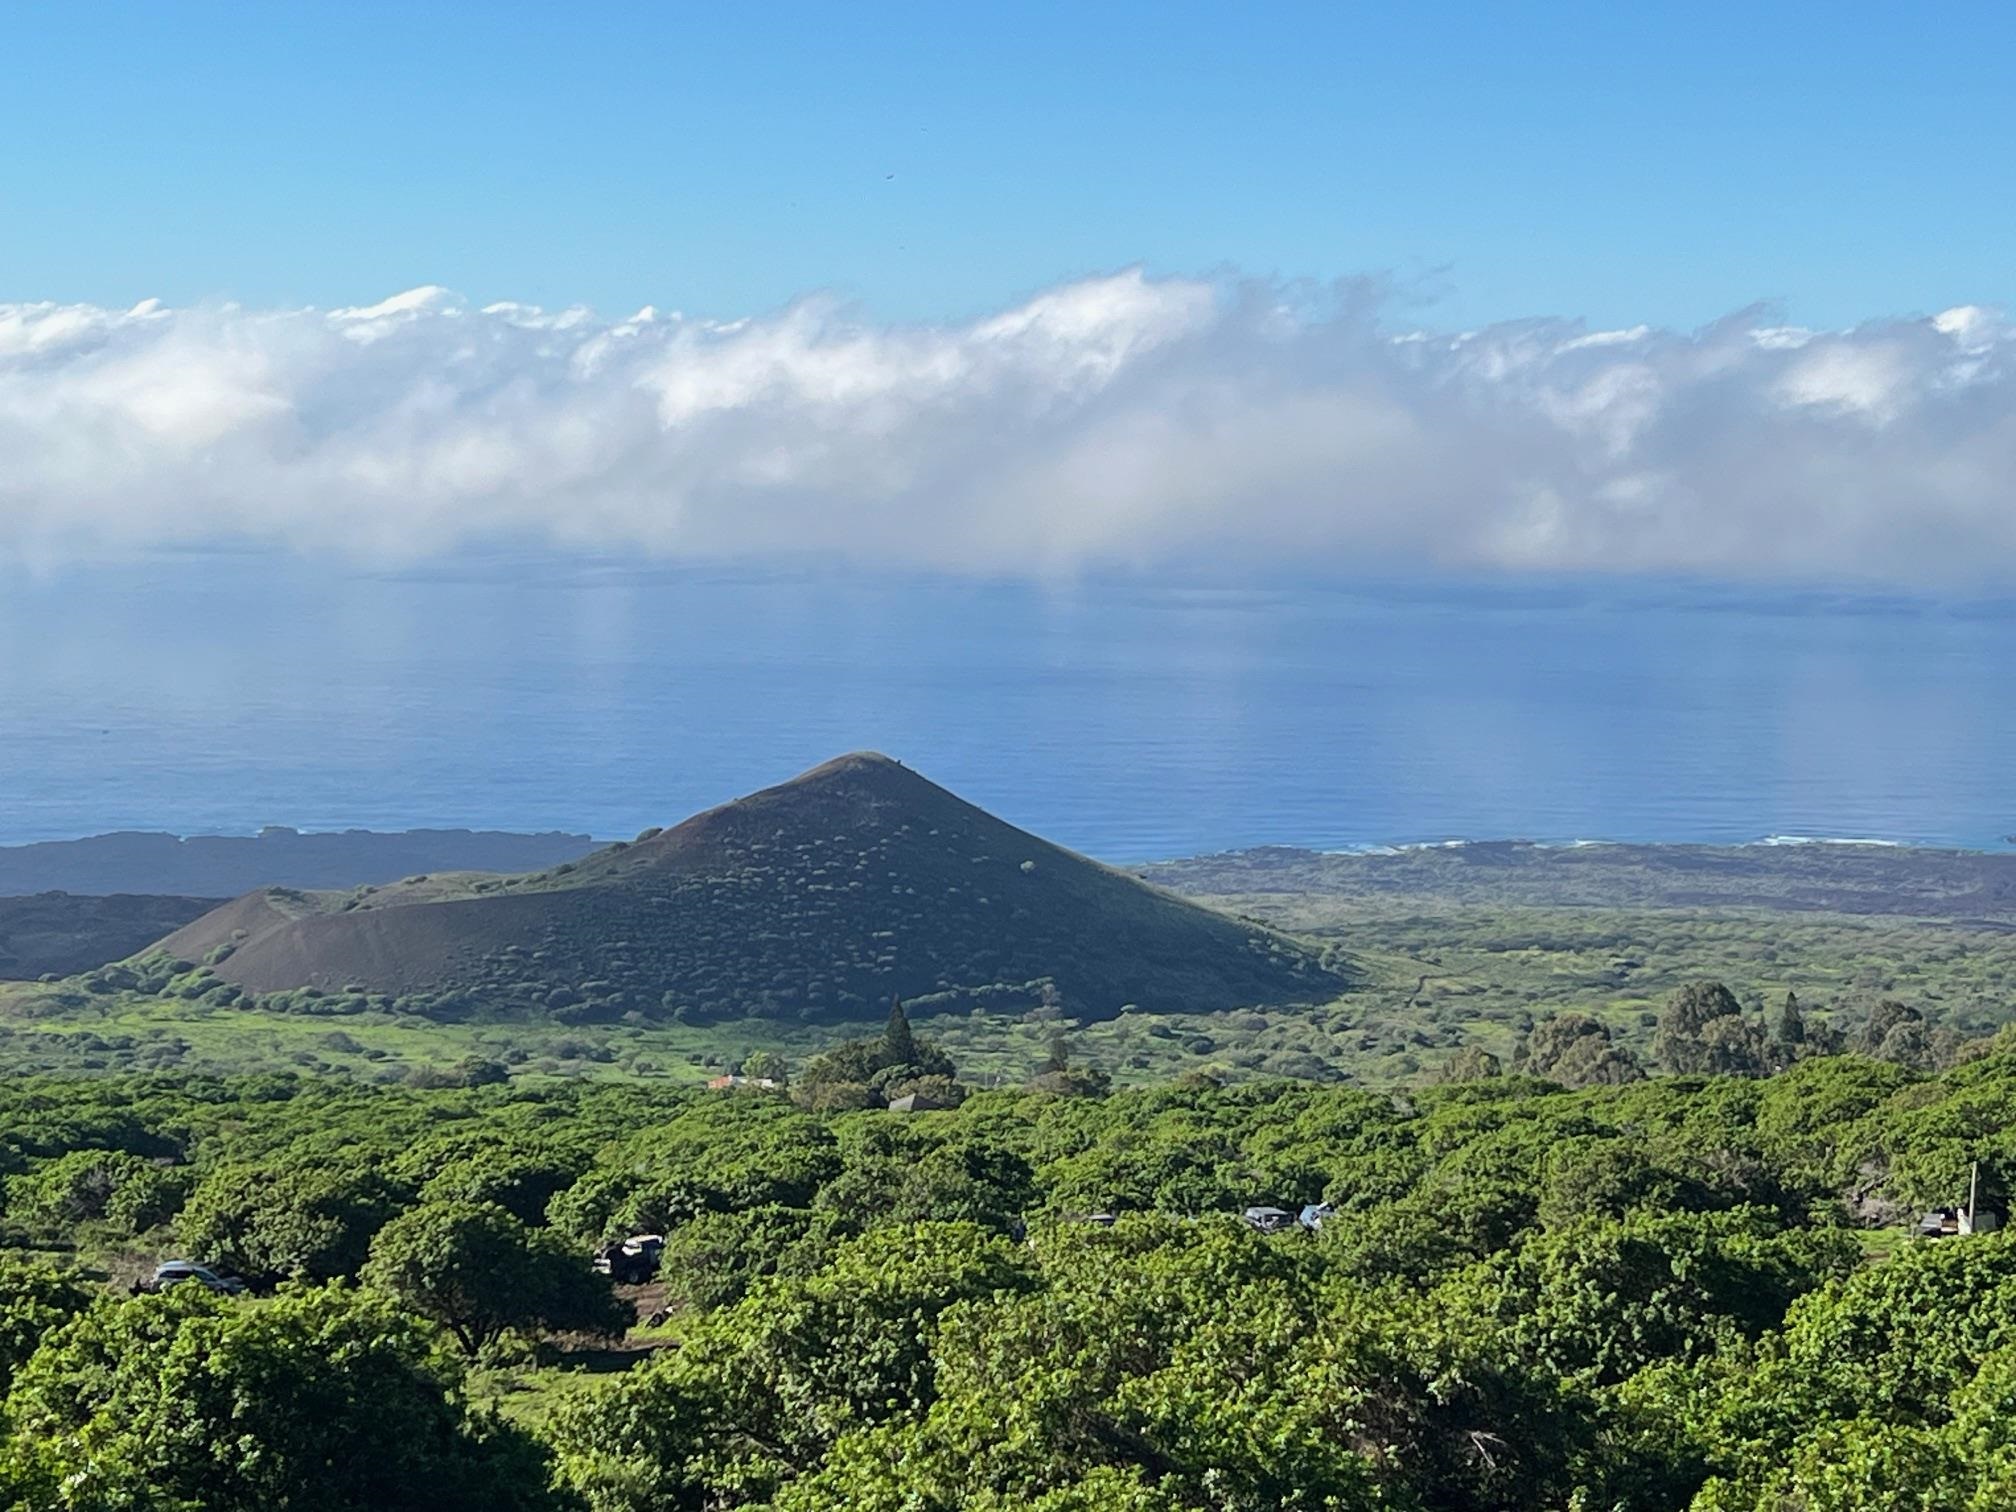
<box><xmin>1753</xmin><ymin>835</ymin><xmax>1912</xmax><ymax>848</ymax></box>
<box><xmin>1300</xmin><ymin>833</ymin><xmax>1961</xmax><ymax>857</ymax></box>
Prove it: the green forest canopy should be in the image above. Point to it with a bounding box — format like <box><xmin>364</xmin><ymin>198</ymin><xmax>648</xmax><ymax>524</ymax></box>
<box><xmin>7</xmin><ymin>1036</ymin><xmax>2016</xmax><ymax>1506</ymax></box>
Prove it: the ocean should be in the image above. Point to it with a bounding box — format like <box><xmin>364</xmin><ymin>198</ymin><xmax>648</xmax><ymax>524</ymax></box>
<box><xmin>5</xmin><ymin>556</ymin><xmax>2014</xmax><ymax>861</ymax></box>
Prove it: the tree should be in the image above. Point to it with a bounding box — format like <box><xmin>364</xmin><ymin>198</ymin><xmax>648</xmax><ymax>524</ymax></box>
<box><xmin>1772</xmin><ymin>991</ymin><xmax>1807</xmax><ymax>1048</ymax></box>
<box><xmin>453</xmin><ymin>1056</ymin><xmax>511</xmax><ymax>1088</ymax></box>
<box><xmin>795</xmin><ymin>1015</ymin><xmax>958</xmax><ymax>1109</ymax></box>
<box><xmin>547</xmin><ymin>1223</ymin><xmax>1034</xmax><ymax>1510</ymax></box>
<box><xmin>1024</xmin><ymin>1030</ymin><xmax>1109</xmax><ymax>1096</ymax></box>
<box><xmin>0</xmin><ymin>1284</ymin><xmax>569</xmax><ymax>1510</ymax></box>
<box><xmin>756</xmin><ymin>1219</ymin><xmax>1588</xmax><ymax>1512</ymax></box>
<box><xmin>421</xmin><ymin>1152</ymin><xmax>579</xmax><ymax>1228</ymax></box>
<box><xmin>655</xmin><ymin>1205</ymin><xmax>829</xmax><ymax>1311</ymax></box>
<box><xmin>0</xmin><ymin>1255</ymin><xmax>92</xmax><ymax>1397</ymax></box>
<box><xmin>5</xmin><ymin>1149</ymin><xmax>190</xmax><ymax>1237</ymax></box>
<box><xmin>882</xmin><ymin>996</ymin><xmax>919</xmax><ymax>1067</ymax></box>
<box><xmin>1515</xmin><ymin>1014</ymin><xmax>1644</xmax><ymax>1087</ymax></box>
<box><xmin>1435</xmin><ymin>1045</ymin><xmax>1504</xmax><ymax>1084</ymax></box>
<box><xmin>888</xmin><ymin>1141</ymin><xmax>1036</xmax><ymax>1231</ymax></box>
<box><xmin>1653</xmin><ymin>983</ymin><xmax>1766</xmax><ymax>1080</ymax></box>
<box><xmin>897</xmin><ymin>1072</ymin><xmax>971</xmax><ymax>1106</ymax></box>
<box><xmin>1855</xmin><ymin>999</ymin><xmax>1939</xmax><ymax>1067</ymax></box>
<box><xmin>795</xmin><ymin>1077</ymin><xmax>882</xmax><ymax>1112</ymax></box>
<box><xmin>545</xmin><ymin>1106</ymin><xmax>841</xmax><ymax>1245</ymax></box>
<box><xmin>179</xmin><ymin>1161</ymin><xmax>405</xmax><ymax>1284</ymax></box>
<box><xmin>1536</xmin><ymin>1139</ymin><xmax>1692</xmax><ymax>1228</ymax></box>
<box><xmin>1451</xmin><ymin>1207</ymin><xmax>1857</xmax><ymax>1386</ymax></box>
<box><xmin>1664</xmin><ymin>1230</ymin><xmax>2016</xmax><ymax>1506</ymax></box>
<box><xmin>363</xmin><ymin>1200</ymin><xmax>630</xmax><ymax>1356</ymax></box>
<box><xmin>1028</xmin><ymin>1063</ymin><xmax>1113</xmax><ymax>1098</ymax></box>
<box><xmin>1697</xmin><ymin>1012</ymin><xmax>1773</xmax><ymax>1078</ymax></box>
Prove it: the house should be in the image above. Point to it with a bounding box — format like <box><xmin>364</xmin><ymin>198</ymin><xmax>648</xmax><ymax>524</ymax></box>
<box><xmin>706</xmin><ymin>1074</ymin><xmax>780</xmax><ymax>1092</ymax></box>
<box><xmin>1919</xmin><ymin>1205</ymin><xmax>2004</xmax><ymax>1237</ymax></box>
<box><xmin>888</xmin><ymin>1091</ymin><xmax>953</xmax><ymax>1113</ymax></box>
<box><xmin>1918</xmin><ymin>1162</ymin><xmax>2002</xmax><ymax>1238</ymax></box>
<box><xmin>1241</xmin><ymin>1206</ymin><xmax>1295</xmax><ymax>1234</ymax></box>
<box><xmin>1298</xmin><ymin>1203</ymin><xmax>1335</xmax><ymax>1232</ymax></box>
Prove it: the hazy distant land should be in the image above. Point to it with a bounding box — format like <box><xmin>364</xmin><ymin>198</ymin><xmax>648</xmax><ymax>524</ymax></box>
<box><xmin>12</xmin><ymin>818</ymin><xmax>2015</xmax><ymax>917</ymax></box>
<box><xmin>0</xmin><ymin>826</ymin><xmax>600</xmax><ymax>899</ymax></box>
<box><xmin>1139</xmin><ymin>837</ymin><xmax>2016</xmax><ymax>922</ymax></box>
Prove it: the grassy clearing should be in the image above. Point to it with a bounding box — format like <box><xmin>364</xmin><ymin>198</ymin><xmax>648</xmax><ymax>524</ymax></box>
<box><xmin>470</xmin><ymin>1344</ymin><xmax>665</xmax><ymax>1433</ymax></box>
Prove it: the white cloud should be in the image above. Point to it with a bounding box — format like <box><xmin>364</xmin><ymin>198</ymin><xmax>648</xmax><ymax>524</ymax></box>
<box><xmin>2</xmin><ymin>269</ymin><xmax>2014</xmax><ymax>583</ymax></box>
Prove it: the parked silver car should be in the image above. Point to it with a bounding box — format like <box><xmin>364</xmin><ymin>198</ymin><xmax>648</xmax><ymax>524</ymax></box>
<box><xmin>140</xmin><ymin>1260</ymin><xmax>246</xmax><ymax>1295</ymax></box>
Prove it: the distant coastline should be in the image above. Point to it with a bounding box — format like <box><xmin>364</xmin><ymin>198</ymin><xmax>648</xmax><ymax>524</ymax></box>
<box><xmin>5</xmin><ymin>824</ymin><xmax>2010</xmax><ymax>897</ymax></box>
<box><xmin>1143</xmin><ymin>838</ymin><xmax>2016</xmax><ymax>925</ymax></box>
<box><xmin>0</xmin><ymin>827</ymin><xmax>599</xmax><ymax>899</ymax></box>
<box><xmin>8</xmin><ymin>820</ymin><xmax>2015</xmax><ymax>910</ymax></box>
<box><xmin>1279</xmin><ymin>834</ymin><xmax>2005</xmax><ymax>862</ymax></box>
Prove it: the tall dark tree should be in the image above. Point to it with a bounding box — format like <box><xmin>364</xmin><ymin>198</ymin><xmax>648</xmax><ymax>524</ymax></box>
<box><xmin>1040</xmin><ymin>1031</ymin><xmax>1071</xmax><ymax>1076</ymax></box>
<box><xmin>882</xmin><ymin>997</ymin><xmax>918</xmax><ymax>1067</ymax></box>
<box><xmin>1772</xmin><ymin>990</ymin><xmax>1807</xmax><ymax>1048</ymax></box>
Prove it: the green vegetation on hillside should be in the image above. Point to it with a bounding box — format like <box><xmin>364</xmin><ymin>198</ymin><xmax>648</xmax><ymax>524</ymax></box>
<box><xmin>10</xmin><ymin>895</ymin><xmax>2016</xmax><ymax>1089</ymax></box>
<box><xmin>9</xmin><ymin>1051</ymin><xmax>2016</xmax><ymax>1506</ymax></box>
<box><xmin>1152</xmin><ymin>838</ymin><xmax>2016</xmax><ymax>1078</ymax></box>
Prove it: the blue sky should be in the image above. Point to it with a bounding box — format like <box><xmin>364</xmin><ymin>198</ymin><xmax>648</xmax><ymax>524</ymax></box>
<box><xmin>8</xmin><ymin>2</ymin><xmax>2016</xmax><ymax>587</ymax></box>
<box><xmin>8</xmin><ymin>0</ymin><xmax>2014</xmax><ymax>330</ymax></box>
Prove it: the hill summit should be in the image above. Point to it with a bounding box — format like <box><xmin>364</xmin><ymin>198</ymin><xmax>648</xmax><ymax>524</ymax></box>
<box><xmin>157</xmin><ymin>754</ymin><xmax>1352</xmax><ymax>1024</ymax></box>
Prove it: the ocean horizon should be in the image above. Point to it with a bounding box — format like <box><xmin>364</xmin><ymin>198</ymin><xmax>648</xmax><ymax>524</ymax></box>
<box><xmin>8</xmin><ymin>554</ymin><xmax>2016</xmax><ymax>862</ymax></box>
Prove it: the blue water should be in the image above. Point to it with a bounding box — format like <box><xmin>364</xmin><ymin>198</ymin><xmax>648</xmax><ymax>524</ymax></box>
<box><xmin>4</xmin><ymin>556</ymin><xmax>2015</xmax><ymax>861</ymax></box>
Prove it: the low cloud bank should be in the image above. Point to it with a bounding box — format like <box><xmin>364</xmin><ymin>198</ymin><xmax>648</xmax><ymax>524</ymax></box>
<box><xmin>3</xmin><ymin>273</ymin><xmax>2012</xmax><ymax>582</ymax></box>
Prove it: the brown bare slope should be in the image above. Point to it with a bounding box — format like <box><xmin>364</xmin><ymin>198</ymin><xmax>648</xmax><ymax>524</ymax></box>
<box><xmin>159</xmin><ymin>754</ymin><xmax>1352</xmax><ymax>1023</ymax></box>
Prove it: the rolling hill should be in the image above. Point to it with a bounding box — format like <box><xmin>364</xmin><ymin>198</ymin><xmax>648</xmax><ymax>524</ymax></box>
<box><xmin>155</xmin><ymin>754</ymin><xmax>1354</xmax><ymax>1023</ymax></box>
